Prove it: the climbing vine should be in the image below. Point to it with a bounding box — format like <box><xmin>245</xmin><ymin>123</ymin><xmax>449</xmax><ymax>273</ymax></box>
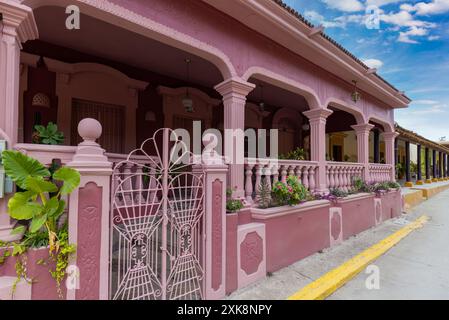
<box><xmin>0</xmin><ymin>150</ymin><xmax>80</xmax><ymax>298</ymax></box>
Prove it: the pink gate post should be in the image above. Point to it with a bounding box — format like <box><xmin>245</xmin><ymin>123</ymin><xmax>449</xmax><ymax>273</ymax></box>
<box><xmin>67</xmin><ymin>118</ymin><xmax>112</xmax><ymax>300</ymax></box>
<box><xmin>193</xmin><ymin>135</ymin><xmax>228</xmax><ymax>300</ymax></box>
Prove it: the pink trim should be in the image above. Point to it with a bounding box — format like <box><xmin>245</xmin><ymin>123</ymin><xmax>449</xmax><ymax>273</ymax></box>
<box><xmin>237</xmin><ymin>223</ymin><xmax>266</xmax><ymax>289</ymax></box>
<box><xmin>325</xmin><ymin>97</ymin><xmax>366</xmax><ymax>124</ymax></box>
<box><xmin>24</xmin><ymin>0</ymin><xmax>236</xmax><ymax>79</ymax></box>
<box><xmin>329</xmin><ymin>207</ymin><xmax>343</xmax><ymax>247</ymax></box>
<box><xmin>211</xmin><ymin>179</ymin><xmax>223</xmax><ymax>291</ymax></box>
<box><xmin>242</xmin><ymin>67</ymin><xmax>321</xmax><ymax>109</ymax></box>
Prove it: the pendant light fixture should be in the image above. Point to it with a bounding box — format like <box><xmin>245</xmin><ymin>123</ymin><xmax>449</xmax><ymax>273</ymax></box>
<box><xmin>351</xmin><ymin>80</ymin><xmax>361</xmax><ymax>103</ymax></box>
<box><xmin>182</xmin><ymin>58</ymin><xmax>194</xmax><ymax>113</ymax></box>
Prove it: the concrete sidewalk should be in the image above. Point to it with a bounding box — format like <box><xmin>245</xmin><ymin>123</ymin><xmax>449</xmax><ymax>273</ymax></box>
<box><xmin>227</xmin><ymin>190</ymin><xmax>448</xmax><ymax>300</ymax></box>
<box><xmin>329</xmin><ymin>188</ymin><xmax>449</xmax><ymax>300</ymax></box>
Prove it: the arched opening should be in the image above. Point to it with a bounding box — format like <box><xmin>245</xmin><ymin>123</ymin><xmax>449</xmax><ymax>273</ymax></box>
<box><xmin>369</xmin><ymin>120</ymin><xmax>387</xmax><ymax>164</ymax></box>
<box><xmin>325</xmin><ymin>106</ymin><xmax>359</xmax><ymax>162</ymax></box>
<box><xmin>19</xmin><ymin>5</ymin><xmax>227</xmax><ymax>153</ymax></box>
<box><xmin>245</xmin><ymin>77</ymin><xmax>311</xmax><ymax>160</ymax></box>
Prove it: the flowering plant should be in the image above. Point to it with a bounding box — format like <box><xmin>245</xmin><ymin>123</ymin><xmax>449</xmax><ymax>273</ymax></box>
<box><xmin>272</xmin><ymin>176</ymin><xmax>308</xmax><ymax>206</ymax></box>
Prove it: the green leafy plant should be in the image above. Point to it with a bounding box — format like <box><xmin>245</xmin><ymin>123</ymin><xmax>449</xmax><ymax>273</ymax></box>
<box><xmin>395</xmin><ymin>163</ymin><xmax>405</xmax><ymax>179</ymax></box>
<box><xmin>257</xmin><ymin>180</ymin><xmax>272</xmax><ymax>209</ymax></box>
<box><xmin>226</xmin><ymin>188</ymin><xmax>244</xmax><ymax>213</ymax></box>
<box><xmin>329</xmin><ymin>188</ymin><xmax>349</xmax><ymax>198</ymax></box>
<box><xmin>387</xmin><ymin>181</ymin><xmax>401</xmax><ymax>190</ymax></box>
<box><xmin>0</xmin><ymin>150</ymin><xmax>80</xmax><ymax>297</ymax></box>
<box><xmin>272</xmin><ymin>176</ymin><xmax>308</xmax><ymax>206</ymax></box>
<box><xmin>32</xmin><ymin>122</ymin><xmax>65</xmax><ymax>145</ymax></box>
<box><xmin>279</xmin><ymin>147</ymin><xmax>306</xmax><ymax>161</ymax></box>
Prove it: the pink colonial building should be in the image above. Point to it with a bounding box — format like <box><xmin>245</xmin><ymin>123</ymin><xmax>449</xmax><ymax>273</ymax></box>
<box><xmin>0</xmin><ymin>0</ymin><xmax>410</xmax><ymax>300</ymax></box>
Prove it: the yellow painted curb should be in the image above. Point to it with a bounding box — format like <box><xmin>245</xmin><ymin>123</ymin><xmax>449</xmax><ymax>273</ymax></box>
<box><xmin>288</xmin><ymin>215</ymin><xmax>429</xmax><ymax>300</ymax></box>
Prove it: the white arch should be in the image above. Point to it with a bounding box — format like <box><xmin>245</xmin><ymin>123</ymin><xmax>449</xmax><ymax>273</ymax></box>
<box><xmin>242</xmin><ymin>66</ymin><xmax>322</xmax><ymax>110</ymax></box>
<box><xmin>23</xmin><ymin>0</ymin><xmax>236</xmax><ymax>79</ymax></box>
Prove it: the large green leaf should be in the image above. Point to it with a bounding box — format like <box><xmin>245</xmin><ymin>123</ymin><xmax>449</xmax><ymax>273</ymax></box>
<box><xmin>25</xmin><ymin>176</ymin><xmax>58</xmax><ymax>194</ymax></box>
<box><xmin>8</xmin><ymin>191</ymin><xmax>42</xmax><ymax>220</ymax></box>
<box><xmin>44</xmin><ymin>196</ymin><xmax>60</xmax><ymax>216</ymax></box>
<box><xmin>1</xmin><ymin>151</ymin><xmax>50</xmax><ymax>189</ymax></box>
<box><xmin>29</xmin><ymin>214</ymin><xmax>48</xmax><ymax>233</ymax></box>
<box><xmin>53</xmin><ymin>167</ymin><xmax>80</xmax><ymax>195</ymax></box>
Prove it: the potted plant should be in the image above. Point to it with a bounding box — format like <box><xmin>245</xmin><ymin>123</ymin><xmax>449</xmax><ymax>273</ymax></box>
<box><xmin>32</xmin><ymin>122</ymin><xmax>65</xmax><ymax>145</ymax></box>
<box><xmin>0</xmin><ymin>150</ymin><xmax>80</xmax><ymax>298</ymax></box>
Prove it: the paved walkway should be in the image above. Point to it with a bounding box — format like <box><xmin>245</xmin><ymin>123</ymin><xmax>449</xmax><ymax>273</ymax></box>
<box><xmin>228</xmin><ymin>189</ymin><xmax>449</xmax><ymax>300</ymax></box>
<box><xmin>329</xmin><ymin>188</ymin><xmax>449</xmax><ymax>300</ymax></box>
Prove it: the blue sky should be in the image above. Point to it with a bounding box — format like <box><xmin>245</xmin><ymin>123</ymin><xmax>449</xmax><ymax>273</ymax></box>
<box><xmin>283</xmin><ymin>0</ymin><xmax>449</xmax><ymax>141</ymax></box>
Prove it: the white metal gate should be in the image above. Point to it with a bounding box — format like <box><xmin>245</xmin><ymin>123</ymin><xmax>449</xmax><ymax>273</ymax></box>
<box><xmin>110</xmin><ymin>128</ymin><xmax>205</xmax><ymax>300</ymax></box>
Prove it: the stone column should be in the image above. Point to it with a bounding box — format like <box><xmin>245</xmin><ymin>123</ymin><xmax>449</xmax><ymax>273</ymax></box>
<box><xmin>351</xmin><ymin>123</ymin><xmax>374</xmax><ymax>182</ymax></box>
<box><xmin>416</xmin><ymin>144</ymin><xmax>423</xmax><ymax>185</ymax></box>
<box><xmin>404</xmin><ymin>141</ymin><xmax>412</xmax><ymax>187</ymax></box>
<box><xmin>0</xmin><ymin>1</ymin><xmax>38</xmax><ymax>241</ymax></box>
<box><xmin>303</xmin><ymin>108</ymin><xmax>333</xmax><ymax>193</ymax></box>
<box><xmin>67</xmin><ymin>119</ymin><xmax>112</xmax><ymax>300</ymax></box>
<box><xmin>432</xmin><ymin>149</ymin><xmax>437</xmax><ymax>182</ymax></box>
<box><xmin>215</xmin><ymin>78</ymin><xmax>255</xmax><ymax>198</ymax></box>
<box><xmin>425</xmin><ymin>147</ymin><xmax>431</xmax><ymax>183</ymax></box>
<box><xmin>381</xmin><ymin>132</ymin><xmax>399</xmax><ymax>181</ymax></box>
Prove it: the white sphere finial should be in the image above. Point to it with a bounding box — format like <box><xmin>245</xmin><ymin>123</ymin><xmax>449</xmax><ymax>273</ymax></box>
<box><xmin>78</xmin><ymin>118</ymin><xmax>102</xmax><ymax>143</ymax></box>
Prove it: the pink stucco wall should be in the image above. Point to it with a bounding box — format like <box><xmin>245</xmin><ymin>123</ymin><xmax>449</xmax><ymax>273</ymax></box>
<box><xmin>106</xmin><ymin>0</ymin><xmax>393</xmax><ymax>125</ymax></box>
<box><xmin>253</xmin><ymin>204</ymin><xmax>331</xmax><ymax>273</ymax></box>
<box><xmin>379</xmin><ymin>190</ymin><xmax>402</xmax><ymax>220</ymax></box>
<box><xmin>0</xmin><ymin>247</ymin><xmax>65</xmax><ymax>300</ymax></box>
<box><xmin>337</xmin><ymin>195</ymin><xmax>376</xmax><ymax>240</ymax></box>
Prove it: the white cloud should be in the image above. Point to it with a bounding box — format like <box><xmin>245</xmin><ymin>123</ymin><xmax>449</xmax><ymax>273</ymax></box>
<box><xmin>321</xmin><ymin>0</ymin><xmax>364</xmax><ymax>12</ymax></box>
<box><xmin>363</xmin><ymin>58</ymin><xmax>384</xmax><ymax>69</ymax></box>
<box><xmin>403</xmin><ymin>0</ymin><xmax>449</xmax><ymax>15</ymax></box>
<box><xmin>411</xmin><ymin>100</ymin><xmax>439</xmax><ymax>105</ymax></box>
<box><xmin>398</xmin><ymin>26</ymin><xmax>430</xmax><ymax>43</ymax></box>
<box><xmin>366</xmin><ymin>0</ymin><xmax>404</xmax><ymax>7</ymax></box>
<box><xmin>428</xmin><ymin>35</ymin><xmax>441</xmax><ymax>40</ymax></box>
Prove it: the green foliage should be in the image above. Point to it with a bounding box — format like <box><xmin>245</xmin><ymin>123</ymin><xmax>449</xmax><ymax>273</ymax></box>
<box><xmin>32</xmin><ymin>122</ymin><xmax>65</xmax><ymax>145</ymax></box>
<box><xmin>0</xmin><ymin>151</ymin><xmax>80</xmax><ymax>298</ymax></box>
<box><xmin>272</xmin><ymin>176</ymin><xmax>308</xmax><ymax>206</ymax></box>
<box><xmin>226</xmin><ymin>188</ymin><xmax>244</xmax><ymax>213</ymax></box>
<box><xmin>329</xmin><ymin>188</ymin><xmax>349</xmax><ymax>198</ymax></box>
<box><xmin>387</xmin><ymin>181</ymin><xmax>401</xmax><ymax>189</ymax></box>
<box><xmin>396</xmin><ymin>163</ymin><xmax>405</xmax><ymax>179</ymax></box>
<box><xmin>257</xmin><ymin>179</ymin><xmax>272</xmax><ymax>209</ymax></box>
<box><xmin>279</xmin><ymin>147</ymin><xmax>306</xmax><ymax>161</ymax></box>
<box><xmin>1</xmin><ymin>150</ymin><xmax>50</xmax><ymax>189</ymax></box>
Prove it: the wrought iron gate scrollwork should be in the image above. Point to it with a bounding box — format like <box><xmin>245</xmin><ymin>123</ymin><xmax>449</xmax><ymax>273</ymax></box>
<box><xmin>110</xmin><ymin>128</ymin><xmax>205</xmax><ymax>300</ymax></box>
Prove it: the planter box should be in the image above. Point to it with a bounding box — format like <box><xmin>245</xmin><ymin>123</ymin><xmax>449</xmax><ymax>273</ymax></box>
<box><xmin>377</xmin><ymin>190</ymin><xmax>402</xmax><ymax>221</ymax></box>
<box><xmin>335</xmin><ymin>193</ymin><xmax>376</xmax><ymax>240</ymax></box>
<box><xmin>0</xmin><ymin>246</ymin><xmax>66</xmax><ymax>300</ymax></box>
<box><xmin>251</xmin><ymin>200</ymin><xmax>331</xmax><ymax>273</ymax></box>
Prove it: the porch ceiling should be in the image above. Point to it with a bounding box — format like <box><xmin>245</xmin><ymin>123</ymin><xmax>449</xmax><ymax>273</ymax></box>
<box><xmin>31</xmin><ymin>6</ymin><xmax>223</xmax><ymax>88</ymax></box>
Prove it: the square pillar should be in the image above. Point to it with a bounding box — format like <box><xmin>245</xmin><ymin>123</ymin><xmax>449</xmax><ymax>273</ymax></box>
<box><xmin>432</xmin><ymin>149</ymin><xmax>437</xmax><ymax>182</ymax></box>
<box><xmin>439</xmin><ymin>151</ymin><xmax>443</xmax><ymax>180</ymax></box>
<box><xmin>215</xmin><ymin>78</ymin><xmax>255</xmax><ymax>198</ymax></box>
<box><xmin>381</xmin><ymin>132</ymin><xmax>399</xmax><ymax>181</ymax></box>
<box><xmin>404</xmin><ymin>141</ymin><xmax>412</xmax><ymax>187</ymax></box>
<box><xmin>193</xmin><ymin>144</ymin><xmax>228</xmax><ymax>300</ymax></box>
<box><xmin>425</xmin><ymin>147</ymin><xmax>431</xmax><ymax>183</ymax></box>
<box><xmin>373</xmin><ymin>129</ymin><xmax>380</xmax><ymax>163</ymax></box>
<box><xmin>351</xmin><ymin>123</ymin><xmax>374</xmax><ymax>182</ymax></box>
<box><xmin>0</xmin><ymin>1</ymin><xmax>38</xmax><ymax>241</ymax></box>
<box><xmin>416</xmin><ymin>144</ymin><xmax>423</xmax><ymax>185</ymax></box>
<box><xmin>303</xmin><ymin>108</ymin><xmax>333</xmax><ymax>193</ymax></box>
<box><xmin>67</xmin><ymin>119</ymin><xmax>112</xmax><ymax>300</ymax></box>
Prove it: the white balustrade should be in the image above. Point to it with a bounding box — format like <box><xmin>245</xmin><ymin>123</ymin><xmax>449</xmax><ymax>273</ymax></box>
<box><xmin>326</xmin><ymin>162</ymin><xmax>364</xmax><ymax>191</ymax></box>
<box><xmin>244</xmin><ymin>158</ymin><xmax>319</xmax><ymax>202</ymax></box>
<box><xmin>368</xmin><ymin>164</ymin><xmax>393</xmax><ymax>183</ymax></box>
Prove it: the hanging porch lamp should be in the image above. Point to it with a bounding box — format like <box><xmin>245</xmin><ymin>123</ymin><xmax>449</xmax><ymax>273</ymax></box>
<box><xmin>351</xmin><ymin>80</ymin><xmax>361</xmax><ymax>103</ymax></box>
<box><xmin>259</xmin><ymin>84</ymin><xmax>265</xmax><ymax>112</ymax></box>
